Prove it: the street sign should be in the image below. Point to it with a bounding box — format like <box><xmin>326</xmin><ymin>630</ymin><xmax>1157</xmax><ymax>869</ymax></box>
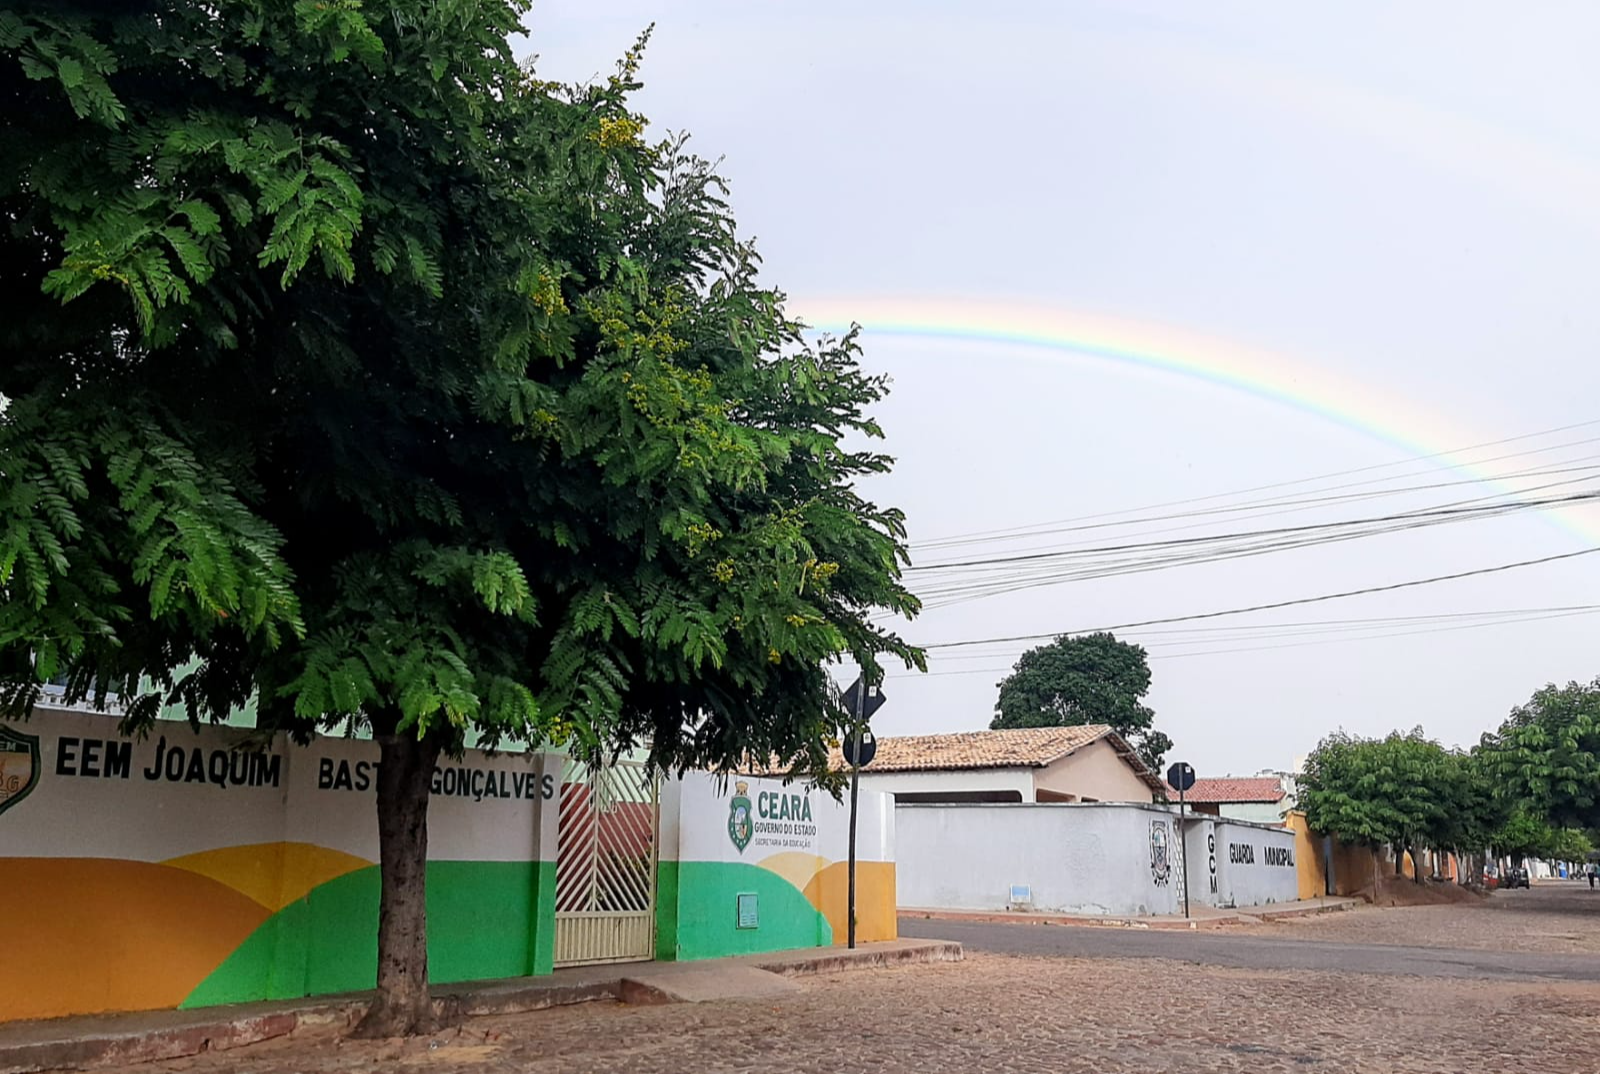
<box><xmin>1166</xmin><ymin>760</ymin><xmax>1196</xmax><ymax>920</ymax></box>
<box><xmin>842</xmin><ymin>729</ymin><xmax>878</xmax><ymax>768</ymax></box>
<box><xmin>842</xmin><ymin>676</ymin><xmax>886</xmax><ymax>953</ymax></box>
<box><xmin>841</xmin><ymin>678</ymin><xmax>886</xmax><ymax>722</ymax></box>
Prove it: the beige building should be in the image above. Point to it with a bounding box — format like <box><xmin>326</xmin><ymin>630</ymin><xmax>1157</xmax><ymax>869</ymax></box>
<box><xmin>845</xmin><ymin>725</ymin><xmax>1162</xmax><ymax>804</ymax></box>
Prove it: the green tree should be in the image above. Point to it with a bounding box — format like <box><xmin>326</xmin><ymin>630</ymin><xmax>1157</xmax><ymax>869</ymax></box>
<box><xmin>1298</xmin><ymin>728</ymin><xmax>1452</xmax><ymax>886</ymax></box>
<box><xmin>1478</xmin><ymin>680</ymin><xmax>1600</xmax><ymax>832</ymax></box>
<box><xmin>1</xmin><ymin>0</ymin><xmax>920</xmax><ymax>1036</ymax></box>
<box><xmin>1490</xmin><ymin>808</ymin><xmax>1592</xmax><ymax>867</ymax></box>
<box><xmin>1432</xmin><ymin>750</ymin><xmax>1506</xmax><ymax>886</ymax></box>
<box><xmin>1492</xmin><ymin>808</ymin><xmax>1558</xmax><ymax>865</ymax></box>
<box><xmin>990</xmin><ymin>632</ymin><xmax>1170</xmax><ymax>772</ymax></box>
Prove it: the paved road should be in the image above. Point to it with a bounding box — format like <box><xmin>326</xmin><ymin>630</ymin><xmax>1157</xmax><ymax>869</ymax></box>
<box><xmin>899</xmin><ymin>912</ymin><xmax>1600</xmax><ymax>982</ymax></box>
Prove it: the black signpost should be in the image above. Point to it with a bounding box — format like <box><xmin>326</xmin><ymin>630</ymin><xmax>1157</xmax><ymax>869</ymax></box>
<box><xmin>1166</xmin><ymin>761</ymin><xmax>1196</xmax><ymax>919</ymax></box>
<box><xmin>842</xmin><ymin>677</ymin><xmax>885</xmax><ymax>950</ymax></box>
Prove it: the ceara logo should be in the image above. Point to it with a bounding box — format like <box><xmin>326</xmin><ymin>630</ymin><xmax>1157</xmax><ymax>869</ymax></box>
<box><xmin>0</xmin><ymin>724</ymin><xmax>40</xmax><ymax>818</ymax></box>
<box><xmin>727</xmin><ymin>780</ymin><xmax>753</xmax><ymax>853</ymax></box>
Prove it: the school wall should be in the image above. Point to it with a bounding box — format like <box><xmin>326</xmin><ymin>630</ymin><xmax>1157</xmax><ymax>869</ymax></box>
<box><xmin>656</xmin><ymin>772</ymin><xmax>896</xmax><ymax>961</ymax></box>
<box><xmin>1</xmin><ymin>708</ymin><xmax>560</xmax><ymax>1022</ymax></box>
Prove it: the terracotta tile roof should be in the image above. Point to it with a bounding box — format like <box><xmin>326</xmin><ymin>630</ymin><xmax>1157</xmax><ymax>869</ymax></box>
<box><xmin>1169</xmin><ymin>776</ymin><xmax>1287</xmax><ymax>804</ymax></box>
<box><xmin>850</xmin><ymin>725</ymin><xmax>1117</xmax><ymax>772</ymax></box>
<box><xmin>750</xmin><ymin>725</ymin><xmax>1164</xmax><ymax>791</ymax></box>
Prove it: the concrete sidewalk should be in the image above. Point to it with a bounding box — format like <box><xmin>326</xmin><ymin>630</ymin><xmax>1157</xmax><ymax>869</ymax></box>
<box><xmin>0</xmin><ymin>939</ymin><xmax>961</xmax><ymax>1073</ymax></box>
<box><xmin>900</xmin><ymin>896</ymin><xmax>1362</xmax><ymax>931</ymax></box>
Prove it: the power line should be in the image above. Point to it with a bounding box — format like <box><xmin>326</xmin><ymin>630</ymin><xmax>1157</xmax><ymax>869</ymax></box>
<box><xmin>916</xmin><ymin>546</ymin><xmax>1600</xmax><ymax>650</ymax></box>
<box><xmin>893</xmin><ymin>607</ymin><xmax>1600</xmax><ymax>676</ymax></box>
<box><xmin>912</xmin><ymin>456</ymin><xmax>1600</xmax><ymax>559</ymax></box>
<box><xmin>912</xmin><ymin>491</ymin><xmax>1600</xmax><ymax>610</ymax></box>
<box><xmin>919</xmin><ymin>604</ymin><xmax>1600</xmax><ymax>661</ymax></box>
<box><xmin>915</xmin><ymin>419</ymin><xmax>1600</xmax><ymax>550</ymax></box>
<box><xmin>910</xmin><ymin>489</ymin><xmax>1600</xmax><ymax>572</ymax></box>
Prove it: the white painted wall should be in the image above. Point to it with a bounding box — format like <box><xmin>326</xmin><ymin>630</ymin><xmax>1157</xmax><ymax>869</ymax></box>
<box><xmin>662</xmin><ymin>772</ymin><xmax>893</xmax><ymax>866</ymax></box>
<box><xmin>1212</xmin><ymin>819</ymin><xmax>1299</xmax><ymax>907</ymax></box>
<box><xmin>896</xmin><ymin>803</ymin><xmax>1193</xmax><ymax>916</ymax></box>
<box><xmin>8</xmin><ymin>707</ymin><xmax>560</xmax><ymax>864</ymax></box>
<box><xmin>857</xmin><ymin>767</ymin><xmax>1035</xmax><ymax>802</ymax></box>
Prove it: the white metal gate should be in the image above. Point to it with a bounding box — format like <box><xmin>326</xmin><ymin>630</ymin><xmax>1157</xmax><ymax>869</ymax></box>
<box><xmin>554</xmin><ymin>757</ymin><xmax>659</xmax><ymax>967</ymax></box>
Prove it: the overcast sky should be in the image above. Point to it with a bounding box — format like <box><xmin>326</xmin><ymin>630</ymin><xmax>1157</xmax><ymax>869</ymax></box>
<box><xmin>525</xmin><ymin>2</ymin><xmax>1600</xmax><ymax>775</ymax></box>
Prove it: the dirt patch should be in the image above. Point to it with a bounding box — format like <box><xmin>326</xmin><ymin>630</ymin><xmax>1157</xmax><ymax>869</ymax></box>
<box><xmin>1369</xmin><ymin>872</ymin><xmax>1486</xmax><ymax>907</ymax></box>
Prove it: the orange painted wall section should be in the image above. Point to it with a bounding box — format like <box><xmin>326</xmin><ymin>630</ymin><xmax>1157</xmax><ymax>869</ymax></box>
<box><xmin>1283</xmin><ymin>812</ymin><xmax>1327</xmax><ymax>900</ymax></box>
<box><xmin>805</xmin><ymin>861</ymin><xmax>897</xmax><ymax>943</ymax></box>
<box><xmin>2</xmin><ymin>859</ymin><xmax>271</xmax><ymax>1021</ymax></box>
<box><xmin>162</xmin><ymin>841</ymin><xmax>373</xmax><ymax>912</ymax></box>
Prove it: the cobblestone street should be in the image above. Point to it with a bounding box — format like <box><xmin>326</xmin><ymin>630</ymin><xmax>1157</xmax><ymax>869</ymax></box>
<box><xmin>1234</xmin><ymin>880</ymin><xmax>1600</xmax><ymax>954</ymax></box>
<box><xmin>65</xmin><ymin>883</ymin><xmax>1600</xmax><ymax>1068</ymax></box>
<box><xmin>117</xmin><ymin>887</ymin><xmax>1600</xmax><ymax>1075</ymax></box>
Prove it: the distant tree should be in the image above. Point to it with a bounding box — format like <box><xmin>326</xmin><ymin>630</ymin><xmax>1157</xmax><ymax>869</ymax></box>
<box><xmin>1478</xmin><ymin>680</ymin><xmax>1600</xmax><ymax>832</ymax></box>
<box><xmin>990</xmin><ymin>632</ymin><xmax>1170</xmax><ymax>772</ymax></box>
<box><xmin>1546</xmin><ymin>826</ymin><xmax>1594</xmax><ymax>866</ymax></box>
<box><xmin>0</xmin><ymin>1</ymin><xmax>921</xmax><ymax>1037</ymax></box>
<box><xmin>1490</xmin><ymin>808</ymin><xmax>1592</xmax><ymax>868</ymax></box>
<box><xmin>1432</xmin><ymin>750</ymin><xmax>1507</xmax><ymax>886</ymax></box>
<box><xmin>1492</xmin><ymin>808</ymin><xmax>1559</xmax><ymax>866</ymax></box>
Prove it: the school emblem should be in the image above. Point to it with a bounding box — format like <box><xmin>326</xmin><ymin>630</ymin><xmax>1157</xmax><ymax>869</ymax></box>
<box><xmin>0</xmin><ymin>724</ymin><xmax>40</xmax><ymax>818</ymax></box>
<box><xmin>727</xmin><ymin>780</ymin><xmax>753</xmax><ymax>853</ymax></box>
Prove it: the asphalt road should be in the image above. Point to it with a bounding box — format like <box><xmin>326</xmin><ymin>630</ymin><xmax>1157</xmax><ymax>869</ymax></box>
<box><xmin>898</xmin><ymin>915</ymin><xmax>1600</xmax><ymax>983</ymax></box>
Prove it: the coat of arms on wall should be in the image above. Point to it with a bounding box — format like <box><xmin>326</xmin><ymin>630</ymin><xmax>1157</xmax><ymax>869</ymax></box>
<box><xmin>1150</xmin><ymin>819</ymin><xmax>1172</xmax><ymax>886</ymax></box>
<box><xmin>727</xmin><ymin>780</ymin><xmax>753</xmax><ymax>853</ymax></box>
<box><xmin>0</xmin><ymin>724</ymin><xmax>40</xmax><ymax>819</ymax></box>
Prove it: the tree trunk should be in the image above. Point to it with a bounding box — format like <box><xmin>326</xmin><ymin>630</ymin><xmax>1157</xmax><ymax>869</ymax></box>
<box><xmin>351</xmin><ymin>732</ymin><xmax>443</xmax><ymax>1039</ymax></box>
<box><xmin>1412</xmin><ymin>845</ymin><xmax>1423</xmax><ymax>884</ymax></box>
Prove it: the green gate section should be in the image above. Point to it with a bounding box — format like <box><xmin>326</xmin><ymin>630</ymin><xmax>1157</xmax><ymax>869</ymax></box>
<box><xmin>182</xmin><ymin>860</ymin><xmax>557</xmax><ymax>1007</ymax></box>
<box><xmin>655</xmin><ymin>861</ymin><xmax>831</xmax><ymax>962</ymax></box>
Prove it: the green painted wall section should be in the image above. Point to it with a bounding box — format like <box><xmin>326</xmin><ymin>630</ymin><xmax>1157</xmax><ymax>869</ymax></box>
<box><xmin>657</xmin><ymin>861</ymin><xmax>831</xmax><ymax>962</ymax></box>
<box><xmin>655</xmin><ymin>860</ymin><xmax>680</xmax><ymax>961</ymax></box>
<box><xmin>532</xmin><ymin>859</ymin><xmax>556</xmax><ymax>975</ymax></box>
<box><xmin>182</xmin><ymin>860</ymin><xmax>553</xmax><ymax>1009</ymax></box>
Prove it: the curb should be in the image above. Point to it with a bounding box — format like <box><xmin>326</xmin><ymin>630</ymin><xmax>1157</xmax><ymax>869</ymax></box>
<box><xmin>0</xmin><ymin>1004</ymin><xmax>364</xmax><ymax>1075</ymax></box>
<box><xmin>1253</xmin><ymin>900</ymin><xmax>1361</xmax><ymax>921</ymax></box>
<box><xmin>755</xmin><ymin>940</ymin><xmax>965</xmax><ymax>976</ymax></box>
<box><xmin>900</xmin><ymin>909</ymin><xmax>1240</xmax><ymax>930</ymax></box>
<box><xmin>899</xmin><ymin>899</ymin><xmax>1360</xmax><ymax>931</ymax></box>
<box><xmin>0</xmin><ymin>941</ymin><xmax>960</xmax><ymax>1073</ymax></box>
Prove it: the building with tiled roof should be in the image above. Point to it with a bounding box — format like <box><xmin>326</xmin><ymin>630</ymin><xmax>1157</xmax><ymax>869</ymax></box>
<box><xmin>1165</xmin><ymin>774</ymin><xmax>1295</xmax><ymax>824</ymax></box>
<box><xmin>764</xmin><ymin>725</ymin><xmax>1163</xmax><ymax>805</ymax></box>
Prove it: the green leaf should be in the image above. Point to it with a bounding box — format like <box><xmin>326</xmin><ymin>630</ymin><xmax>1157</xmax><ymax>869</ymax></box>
<box><xmin>57</xmin><ymin>56</ymin><xmax>84</xmax><ymax>88</ymax></box>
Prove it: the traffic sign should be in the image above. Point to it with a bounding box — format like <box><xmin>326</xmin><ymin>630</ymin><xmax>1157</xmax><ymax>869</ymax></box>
<box><xmin>842</xmin><ymin>729</ymin><xmax>878</xmax><ymax>768</ymax></box>
<box><xmin>841</xmin><ymin>678</ymin><xmax>886</xmax><ymax>721</ymax></box>
<box><xmin>1166</xmin><ymin>761</ymin><xmax>1196</xmax><ymax>793</ymax></box>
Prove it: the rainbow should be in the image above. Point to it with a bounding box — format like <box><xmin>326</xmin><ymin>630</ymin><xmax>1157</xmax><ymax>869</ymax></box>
<box><xmin>791</xmin><ymin>295</ymin><xmax>1600</xmax><ymax>545</ymax></box>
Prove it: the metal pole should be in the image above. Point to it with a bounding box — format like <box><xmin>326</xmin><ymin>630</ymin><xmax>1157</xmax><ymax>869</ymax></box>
<box><xmin>1178</xmin><ymin>783</ymin><xmax>1190</xmax><ymax>919</ymax></box>
<box><xmin>847</xmin><ymin>684</ymin><xmax>864</xmax><ymax>950</ymax></box>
